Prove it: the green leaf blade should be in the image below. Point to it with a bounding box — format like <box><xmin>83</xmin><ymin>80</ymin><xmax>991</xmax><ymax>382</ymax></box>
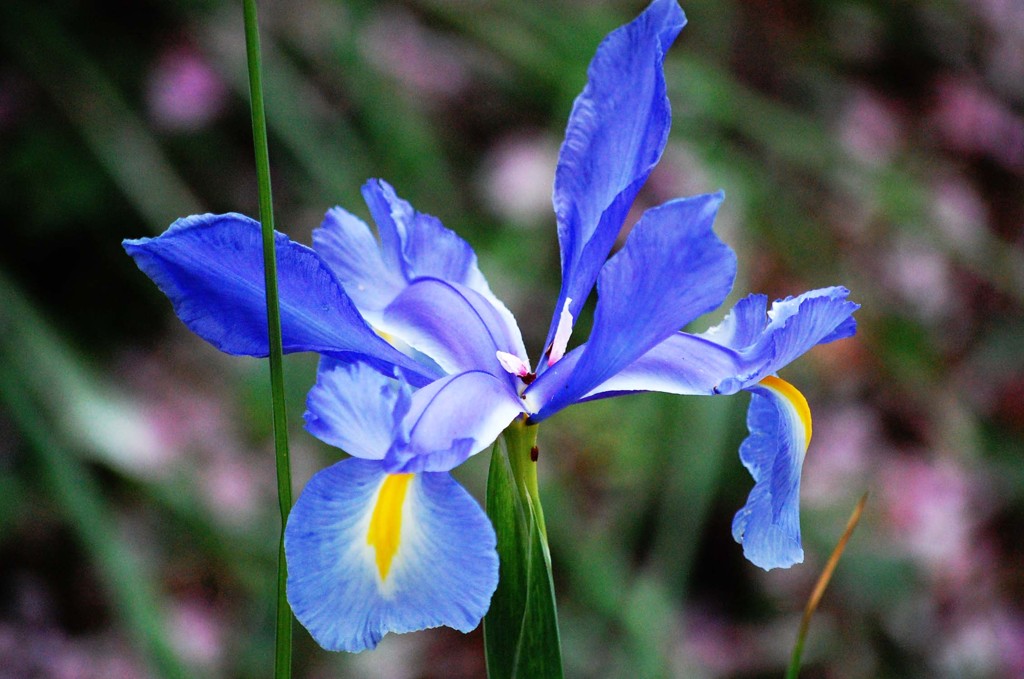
<box><xmin>484</xmin><ymin>431</ymin><xmax>564</xmax><ymax>679</ymax></box>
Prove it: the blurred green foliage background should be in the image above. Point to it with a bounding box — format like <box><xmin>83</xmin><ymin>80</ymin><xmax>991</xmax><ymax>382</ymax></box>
<box><xmin>1</xmin><ymin>0</ymin><xmax>1023</xmax><ymax>677</ymax></box>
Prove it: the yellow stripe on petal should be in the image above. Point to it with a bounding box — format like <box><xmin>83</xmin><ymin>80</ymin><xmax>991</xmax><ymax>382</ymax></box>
<box><xmin>759</xmin><ymin>375</ymin><xmax>812</xmax><ymax>446</ymax></box>
<box><xmin>367</xmin><ymin>473</ymin><xmax>414</xmax><ymax>580</ymax></box>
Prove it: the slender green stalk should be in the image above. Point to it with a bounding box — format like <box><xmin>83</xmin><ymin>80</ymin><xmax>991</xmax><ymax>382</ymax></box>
<box><xmin>503</xmin><ymin>418</ymin><xmax>548</xmax><ymax>541</ymax></box>
<box><xmin>242</xmin><ymin>2</ymin><xmax>293</xmax><ymax>677</ymax></box>
<box><xmin>786</xmin><ymin>493</ymin><xmax>869</xmax><ymax>679</ymax></box>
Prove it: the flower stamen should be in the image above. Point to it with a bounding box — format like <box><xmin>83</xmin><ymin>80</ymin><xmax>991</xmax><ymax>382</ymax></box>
<box><xmin>496</xmin><ymin>350</ymin><xmax>530</xmax><ymax>378</ymax></box>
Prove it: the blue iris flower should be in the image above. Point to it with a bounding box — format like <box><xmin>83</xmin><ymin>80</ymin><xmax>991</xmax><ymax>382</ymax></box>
<box><xmin>124</xmin><ymin>0</ymin><xmax>857</xmax><ymax>653</ymax></box>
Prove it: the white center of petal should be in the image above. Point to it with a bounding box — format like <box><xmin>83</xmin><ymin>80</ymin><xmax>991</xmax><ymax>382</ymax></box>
<box><xmin>548</xmin><ymin>298</ymin><xmax>574</xmax><ymax>367</ymax></box>
<box><xmin>496</xmin><ymin>350</ymin><xmax>530</xmax><ymax>377</ymax></box>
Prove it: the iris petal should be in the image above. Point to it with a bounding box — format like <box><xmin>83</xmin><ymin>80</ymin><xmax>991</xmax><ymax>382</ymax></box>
<box><xmin>731</xmin><ymin>377</ymin><xmax>811</xmax><ymax>570</ymax></box>
<box><xmin>698</xmin><ymin>294</ymin><xmax>770</xmax><ymax>350</ymax></box>
<box><xmin>360</xmin><ymin>180</ymin><xmax>523</xmax><ymax>342</ymax></box>
<box><xmin>546</xmin><ymin>0</ymin><xmax>686</xmax><ymax>352</ymax></box>
<box><xmin>532</xmin><ymin>288</ymin><xmax>857</xmax><ymax>407</ymax></box>
<box><xmin>386</xmin><ymin>371</ymin><xmax>526</xmax><ymax>473</ymax></box>
<box><xmin>531</xmin><ymin>192</ymin><xmax>735</xmax><ymax>420</ymax></box>
<box><xmin>598</xmin><ymin>287</ymin><xmax>859</xmax><ymax>401</ymax></box>
<box><xmin>362</xmin><ymin>179</ymin><xmax>478</xmax><ymax>286</ymax></box>
<box><xmin>312</xmin><ymin>207</ymin><xmax>405</xmax><ymax>318</ymax></box>
<box><xmin>756</xmin><ymin>287</ymin><xmax>859</xmax><ymax>375</ymax></box>
<box><xmin>303</xmin><ymin>359</ymin><xmax>409</xmax><ymax>459</ymax></box>
<box><xmin>285</xmin><ymin>458</ymin><xmax>499</xmax><ymax>652</ymax></box>
<box><xmin>122</xmin><ymin>213</ymin><xmax>437</xmax><ymax>386</ymax></box>
<box><xmin>704</xmin><ymin>287</ymin><xmax>860</xmax><ymax>385</ymax></box>
<box><xmin>579</xmin><ymin>333</ymin><xmax>746</xmax><ymax>399</ymax></box>
<box><xmin>381</xmin><ymin>278</ymin><xmax>527</xmax><ymax>380</ymax></box>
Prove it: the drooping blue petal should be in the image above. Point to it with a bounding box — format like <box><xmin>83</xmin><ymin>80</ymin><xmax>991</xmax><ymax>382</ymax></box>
<box><xmin>699</xmin><ymin>287</ymin><xmax>859</xmax><ymax>386</ymax></box>
<box><xmin>304</xmin><ymin>359</ymin><xmax>410</xmax><ymax>459</ymax></box>
<box><xmin>545</xmin><ymin>0</ymin><xmax>686</xmax><ymax>352</ymax></box>
<box><xmin>122</xmin><ymin>214</ymin><xmax>438</xmax><ymax>386</ymax></box>
<box><xmin>312</xmin><ymin>207</ymin><xmax>405</xmax><ymax>318</ymax></box>
<box><xmin>386</xmin><ymin>371</ymin><xmax>526</xmax><ymax>474</ymax></box>
<box><xmin>530</xmin><ymin>192</ymin><xmax>735</xmax><ymax>420</ymax></box>
<box><xmin>380</xmin><ymin>278</ymin><xmax>527</xmax><ymax>380</ymax></box>
<box><xmin>697</xmin><ymin>294</ymin><xmax>770</xmax><ymax>350</ymax></box>
<box><xmin>285</xmin><ymin>458</ymin><xmax>498</xmax><ymax>652</ymax></box>
<box><xmin>753</xmin><ymin>287</ymin><xmax>859</xmax><ymax>375</ymax></box>
<box><xmin>731</xmin><ymin>377</ymin><xmax>811</xmax><ymax>570</ymax></box>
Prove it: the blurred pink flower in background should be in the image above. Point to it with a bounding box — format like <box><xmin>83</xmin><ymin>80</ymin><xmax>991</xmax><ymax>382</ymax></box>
<box><xmin>360</xmin><ymin>9</ymin><xmax>470</xmax><ymax>99</ymax></box>
<box><xmin>840</xmin><ymin>88</ymin><xmax>904</xmax><ymax>165</ymax></box>
<box><xmin>931</xmin><ymin>75</ymin><xmax>1024</xmax><ymax>171</ymax></box>
<box><xmin>146</xmin><ymin>45</ymin><xmax>227</xmax><ymax>131</ymax></box>
<box><xmin>994</xmin><ymin>610</ymin><xmax>1024</xmax><ymax>676</ymax></box>
<box><xmin>802</xmin><ymin>405</ymin><xmax>874</xmax><ymax>507</ymax></box>
<box><xmin>644</xmin><ymin>145</ymin><xmax>715</xmax><ymax>204</ymax></box>
<box><xmin>973</xmin><ymin>0</ymin><xmax>1024</xmax><ymax>93</ymax></box>
<box><xmin>882</xmin><ymin>237</ymin><xmax>955</xmax><ymax>322</ymax></box>
<box><xmin>168</xmin><ymin>597</ymin><xmax>225</xmax><ymax>671</ymax></box>
<box><xmin>478</xmin><ymin>133</ymin><xmax>558</xmax><ymax>226</ymax></box>
<box><xmin>0</xmin><ymin>623</ymin><xmax>145</xmax><ymax>679</ymax></box>
<box><xmin>200</xmin><ymin>448</ymin><xmax>266</xmax><ymax>524</ymax></box>
<box><xmin>681</xmin><ymin>609</ymin><xmax>763</xmax><ymax>677</ymax></box>
<box><xmin>930</xmin><ymin>174</ymin><xmax>988</xmax><ymax>254</ymax></box>
<box><xmin>939</xmin><ymin>608</ymin><xmax>1024</xmax><ymax>678</ymax></box>
<box><xmin>879</xmin><ymin>456</ymin><xmax>976</xmax><ymax>578</ymax></box>
<box><xmin>975</xmin><ymin>0</ymin><xmax>1024</xmax><ymax>33</ymax></box>
<box><xmin>119</xmin><ymin>348</ymin><xmax>272</xmax><ymax>523</ymax></box>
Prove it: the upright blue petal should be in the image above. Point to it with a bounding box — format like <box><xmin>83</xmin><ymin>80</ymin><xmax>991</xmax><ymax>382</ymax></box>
<box><xmin>361</xmin><ymin>179</ymin><xmax>491</xmax><ymax>294</ymax></box>
<box><xmin>285</xmin><ymin>458</ymin><xmax>498</xmax><ymax>652</ymax></box>
<box><xmin>731</xmin><ymin>377</ymin><xmax>811</xmax><ymax>570</ymax></box>
<box><xmin>318</xmin><ymin>179</ymin><xmax>524</xmax><ymax>352</ymax></box>
<box><xmin>304</xmin><ymin>359</ymin><xmax>410</xmax><ymax>459</ymax></box>
<box><xmin>380</xmin><ymin>278</ymin><xmax>527</xmax><ymax>381</ymax></box>
<box><xmin>386</xmin><ymin>371</ymin><xmax>526</xmax><ymax>474</ymax></box>
<box><xmin>530</xmin><ymin>193</ymin><xmax>735</xmax><ymax>420</ymax></box>
<box><xmin>545</xmin><ymin>0</ymin><xmax>686</xmax><ymax>352</ymax></box>
<box><xmin>123</xmin><ymin>214</ymin><xmax>439</xmax><ymax>386</ymax></box>
<box><xmin>312</xmin><ymin>207</ymin><xmax>405</xmax><ymax>318</ymax></box>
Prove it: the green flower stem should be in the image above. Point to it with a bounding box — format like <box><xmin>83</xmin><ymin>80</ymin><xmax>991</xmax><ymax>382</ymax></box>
<box><xmin>484</xmin><ymin>416</ymin><xmax>563</xmax><ymax>679</ymax></box>
<box><xmin>241</xmin><ymin>2</ymin><xmax>293</xmax><ymax>677</ymax></box>
<box><xmin>502</xmin><ymin>417</ymin><xmax>548</xmax><ymax>542</ymax></box>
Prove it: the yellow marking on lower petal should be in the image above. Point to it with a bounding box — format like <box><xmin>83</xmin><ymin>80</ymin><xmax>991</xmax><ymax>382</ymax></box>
<box><xmin>759</xmin><ymin>375</ymin><xmax>812</xmax><ymax>446</ymax></box>
<box><xmin>367</xmin><ymin>473</ymin><xmax>414</xmax><ymax>580</ymax></box>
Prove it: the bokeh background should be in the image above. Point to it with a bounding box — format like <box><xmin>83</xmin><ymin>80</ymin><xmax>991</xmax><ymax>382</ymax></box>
<box><xmin>2</xmin><ymin>0</ymin><xmax>1023</xmax><ymax>677</ymax></box>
